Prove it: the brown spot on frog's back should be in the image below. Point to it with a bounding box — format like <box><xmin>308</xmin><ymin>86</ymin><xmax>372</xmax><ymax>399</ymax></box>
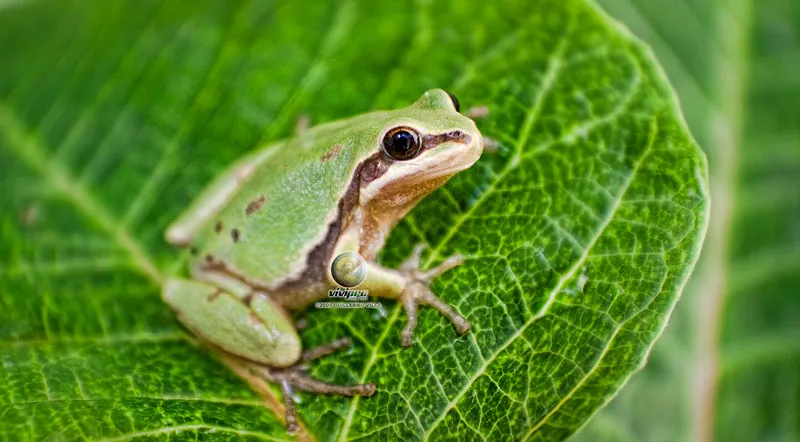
<box><xmin>215</xmin><ymin>221</ymin><xmax>223</xmax><ymax>233</ymax></box>
<box><xmin>321</xmin><ymin>144</ymin><xmax>344</xmax><ymax>162</ymax></box>
<box><xmin>231</xmin><ymin>228</ymin><xmax>240</xmax><ymax>242</ymax></box>
<box><xmin>206</xmin><ymin>289</ymin><xmax>223</xmax><ymax>302</ymax></box>
<box><xmin>245</xmin><ymin>195</ymin><xmax>267</xmax><ymax>216</ymax></box>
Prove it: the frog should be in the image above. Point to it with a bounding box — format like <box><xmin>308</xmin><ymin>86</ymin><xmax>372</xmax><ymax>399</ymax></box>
<box><xmin>162</xmin><ymin>89</ymin><xmax>484</xmax><ymax>431</ymax></box>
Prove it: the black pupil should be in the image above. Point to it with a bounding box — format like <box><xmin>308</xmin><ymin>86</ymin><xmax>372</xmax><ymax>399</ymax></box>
<box><xmin>391</xmin><ymin>131</ymin><xmax>414</xmax><ymax>154</ymax></box>
<box><xmin>383</xmin><ymin>128</ymin><xmax>421</xmax><ymax>160</ymax></box>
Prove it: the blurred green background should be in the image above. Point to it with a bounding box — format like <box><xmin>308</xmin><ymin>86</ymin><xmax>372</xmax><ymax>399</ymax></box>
<box><xmin>577</xmin><ymin>0</ymin><xmax>800</xmax><ymax>441</ymax></box>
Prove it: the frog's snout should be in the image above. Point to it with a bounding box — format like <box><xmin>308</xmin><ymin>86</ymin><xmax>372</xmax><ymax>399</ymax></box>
<box><xmin>456</xmin><ymin>124</ymin><xmax>485</xmax><ymax>166</ymax></box>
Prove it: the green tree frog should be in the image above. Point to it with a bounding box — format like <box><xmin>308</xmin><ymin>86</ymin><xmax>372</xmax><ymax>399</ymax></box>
<box><xmin>162</xmin><ymin>89</ymin><xmax>484</xmax><ymax>430</ymax></box>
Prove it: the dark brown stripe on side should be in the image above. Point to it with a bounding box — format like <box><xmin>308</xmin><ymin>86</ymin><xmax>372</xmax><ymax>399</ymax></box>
<box><xmin>359</xmin><ymin>152</ymin><xmax>389</xmax><ymax>185</ymax></box>
<box><xmin>421</xmin><ymin>130</ymin><xmax>471</xmax><ymax>151</ymax></box>
<box><xmin>271</xmin><ymin>130</ymin><xmax>470</xmax><ymax>293</ymax></box>
<box><xmin>274</xmin><ymin>158</ymin><xmax>371</xmax><ymax>292</ymax></box>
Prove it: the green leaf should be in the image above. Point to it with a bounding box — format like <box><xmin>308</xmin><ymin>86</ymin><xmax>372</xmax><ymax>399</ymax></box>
<box><xmin>0</xmin><ymin>0</ymin><xmax>707</xmax><ymax>440</ymax></box>
<box><xmin>575</xmin><ymin>0</ymin><xmax>800</xmax><ymax>441</ymax></box>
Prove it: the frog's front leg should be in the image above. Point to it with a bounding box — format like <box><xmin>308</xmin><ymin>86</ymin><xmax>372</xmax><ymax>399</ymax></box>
<box><xmin>162</xmin><ymin>275</ymin><xmax>374</xmax><ymax>431</ymax></box>
<box><xmin>344</xmin><ymin>245</ymin><xmax>471</xmax><ymax>347</ymax></box>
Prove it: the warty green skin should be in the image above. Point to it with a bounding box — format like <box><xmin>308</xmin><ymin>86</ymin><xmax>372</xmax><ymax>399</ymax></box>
<box><xmin>162</xmin><ymin>89</ymin><xmax>483</xmax><ymax>372</ymax></box>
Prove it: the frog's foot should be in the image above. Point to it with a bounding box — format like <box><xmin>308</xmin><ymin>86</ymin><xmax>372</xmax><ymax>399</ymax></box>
<box><xmin>254</xmin><ymin>338</ymin><xmax>375</xmax><ymax>432</ymax></box>
<box><xmin>466</xmin><ymin>105</ymin><xmax>489</xmax><ymax>119</ymax></box>
<box><xmin>294</xmin><ymin>114</ymin><xmax>311</xmax><ymax>135</ymax></box>
<box><xmin>397</xmin><ymin>245</ymin><xmax>471</xmax><ymax>347</ymax></box>
<box><xmin>483</xmin><ymin>136</ymin><xmax>500</xmax><ymax>153</ymax></box>
<box><xmin>294</xmin><ymin>317</ymin><xmax>309</xmax><ymax>331</ymax></box>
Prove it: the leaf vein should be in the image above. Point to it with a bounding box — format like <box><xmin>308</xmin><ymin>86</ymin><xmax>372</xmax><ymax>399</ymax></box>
<box><xmin>424</xmin><ymin>101</ymin><xmax>657</xmax><ymax>440</ymax></box>
<box><xmin>98</xmin><ymin>424</ymin><xmax>287</xmax><ymax>442</ymax></box>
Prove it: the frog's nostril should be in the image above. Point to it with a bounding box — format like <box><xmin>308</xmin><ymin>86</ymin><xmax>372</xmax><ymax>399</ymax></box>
<box><xmin>449</xmin><ymin>130</ymin><xmax>470</xmax><ymax>144</ymax></box>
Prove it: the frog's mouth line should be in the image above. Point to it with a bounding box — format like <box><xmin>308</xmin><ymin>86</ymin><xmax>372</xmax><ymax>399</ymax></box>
<box><xmin>421</xmin><ymin>130</ymin><xmax>471</xmax><ymax>151</ymax></box>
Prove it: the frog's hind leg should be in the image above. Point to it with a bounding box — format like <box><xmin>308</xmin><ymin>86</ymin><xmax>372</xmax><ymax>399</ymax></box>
<box><xmin>162</xmin><ymin>276</ymin><xmax>303</xmax><ymax>367</ymax></box>
<box><xmin>163</xmin><ymin>277</ymin><xmax>375</xmax><ymax>432</ymax></box>
<box><xmin>243</xmin><ymin>338</ymin><xmax>375</xmax><ymax>433</ymax></box>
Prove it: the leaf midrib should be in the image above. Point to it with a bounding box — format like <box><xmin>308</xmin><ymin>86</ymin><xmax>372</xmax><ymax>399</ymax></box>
<box><xmin>0</xmin><ymin>103</ymin><xmax>162</xmax><ymax>284</ymax></box>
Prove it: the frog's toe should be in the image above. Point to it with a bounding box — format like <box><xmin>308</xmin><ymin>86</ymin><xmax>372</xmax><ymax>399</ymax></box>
<box><xmin>294</xmin><ymin>317</ymin><xmax>309</xmax><ymax>331</ymax></box>
<box><xmin>399</xmin><ymin>245</ymin><xmax>464</xmax><ymax>282</ymax></box>
<box><xmin>277</xmin><ymin>379</ymin><xmax>301</xmax><ymax>433</ymax></box>
<box><xmin>287</xmin><ymin>370</ymin><xmax>375</xmax><ymax>397</ymax></box>
<box><xmin>420</xmin><ymin>254</ymin><xmax>464</xmax><ymax>281</ymax></box>
<box><xmin>300</xmin><ymin>336</ymin><xmax>352</xmax><ymax>362</ymax></box>
<box><xmin>399</xmin><ymin>244</ymin><xmax>427</xmax><ymax>271</ymax></box>
<box><xmin>483</xmin><ymin>136</ymin><xmax>500</xmax><ymax>153</ymax></box>
<box><xmin>294</xmin><ymin>114</ymin><xmax>311</xmax><ymax>135</ymax></box>
<box><xmin>274</xmin><ymin>366</ymin><xmax>374</xmax><ymax>432</ymax></box>
<box><xmin>466</xmin><ymin>105</ymin><xmax>490</xmax><ymax>119</ymax></box>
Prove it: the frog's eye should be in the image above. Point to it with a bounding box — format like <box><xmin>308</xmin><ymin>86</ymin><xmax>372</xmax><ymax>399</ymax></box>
<box><xmin>382</xmin><ymin>126</ymin><xmax>422</xmax><ymax>160</ymax></box>
<box><xmin>445</xmin><ymin>91</ymin><xmax>460</xmax><ymax>112</ymax></box>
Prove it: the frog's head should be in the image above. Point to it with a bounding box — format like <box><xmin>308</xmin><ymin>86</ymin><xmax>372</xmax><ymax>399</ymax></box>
<box><xmin>357</xmin><ymin>89</ymin><xmax>484</xmax><ymax>246</ymax></box>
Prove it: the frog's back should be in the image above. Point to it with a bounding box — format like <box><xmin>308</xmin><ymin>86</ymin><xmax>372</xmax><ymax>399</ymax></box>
<box><xmin>189</xmin><ymin>113</ymin><xmax>387</xmax><ymax>285</ymax></box>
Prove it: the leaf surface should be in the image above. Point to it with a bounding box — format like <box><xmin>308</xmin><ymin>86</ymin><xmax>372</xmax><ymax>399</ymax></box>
<box><xmin>576</xmin><ymin>0</ymin><xmax>800</xmax><ymax>440</ymax></box>
<box><xmin>0</xmin><ymin>0</ymin><xmax>707</xmax><ymax>440</ymax></box>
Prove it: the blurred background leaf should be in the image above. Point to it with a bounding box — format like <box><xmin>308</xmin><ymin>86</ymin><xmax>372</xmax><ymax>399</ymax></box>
<box><xmin>0</xmin><ymin>0</ymin><xmax>709</xmax><ymax>441</ymax></box>
<box><xmin>575</xmin><ymin>0</ymin><xmax>800</xmax><ymax>441</ymax></box>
